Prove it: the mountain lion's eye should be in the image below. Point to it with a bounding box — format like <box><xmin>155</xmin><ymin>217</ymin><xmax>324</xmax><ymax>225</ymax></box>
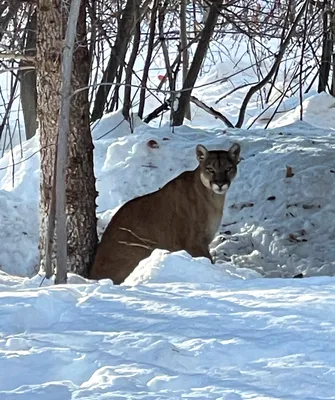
<box><xmin>226</xmin><ymin>167</ymin><xmax>232</xmax><ymax>172</ymax></box>
<box><xmin>206</xmin><ymin>168</ymin><xmax>214</xmax><ymax>173</ymax></box>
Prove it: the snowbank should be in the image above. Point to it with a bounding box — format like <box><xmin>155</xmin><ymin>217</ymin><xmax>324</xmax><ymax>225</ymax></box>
<box><xmin>124</xmin><ymin>249</ymin><xmax>261</xmax><ymax>286</ymax></box>
<box><xmin>1</xmin><ymin>100</ymin><xmax>335</xmax><ymax>279</ymax></box>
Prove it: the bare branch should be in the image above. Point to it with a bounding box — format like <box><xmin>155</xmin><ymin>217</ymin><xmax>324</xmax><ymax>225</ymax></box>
<box><xmin>0</xmin><ymin>53</ymin><xmax>35</xmax><ymax>61</ymax></box>
<box><xmin>235</xmin><ymin>0</ymin><xmax>311</xmax><ymax>128</ymax></box>
<box><xmin>190</xmin><ymin>95</ymin><xmax>234</xmax><ymax>128</ymax></box>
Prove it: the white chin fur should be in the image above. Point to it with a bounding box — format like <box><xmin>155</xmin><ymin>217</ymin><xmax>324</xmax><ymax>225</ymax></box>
<box><xmin>212</xmin><ymin>183</ymin><xmax>228</xmax><ymax>195</ymax></box>
<box><xmin>200</xmin><ymin>173</ymin><xmax>212</xmax><ymax>190</ymax></box>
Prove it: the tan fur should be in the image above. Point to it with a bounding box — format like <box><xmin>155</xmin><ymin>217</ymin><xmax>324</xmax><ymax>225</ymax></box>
<box><xmin>89</xmin><ymin>143</ymin><xmax>240</xmax><ymax>284</ymax></box>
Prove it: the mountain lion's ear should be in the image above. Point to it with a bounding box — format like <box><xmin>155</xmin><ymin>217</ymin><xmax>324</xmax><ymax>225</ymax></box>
<box><xmin>196</xmin><ymin>144</ymin><xmax>208</xmax><ymax>162</ymax></box>
<box><xmin>228</xmin><ymin>143</ymin><xmax>241</xmax><ymax>164</ymax></box>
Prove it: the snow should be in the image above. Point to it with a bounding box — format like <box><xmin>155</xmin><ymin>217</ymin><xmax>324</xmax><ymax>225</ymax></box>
<box><xmin>1</xmin><ymin>39</ymin><xmax>335</xmax><ymax>398</ymax></box>
<box><xmin>0</xmin><ymin>270</ymin><xmax>335</xmax><ymax>399</ymax></box>
<box><xmin>268</xmin><ymin>91</ymin><xmax>335</xmax><ymax>131</ymax></box>
<box><xmin>123</xmin><ymin>249</ymin><xmax>261</xmax><ymax>286</ymax></box>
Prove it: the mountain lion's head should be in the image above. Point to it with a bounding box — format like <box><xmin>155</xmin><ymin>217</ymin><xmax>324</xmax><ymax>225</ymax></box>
<box><xmin>196</xmin><ymin>143</ymin><xmax>240</xmax><ymax>195</ymax></box>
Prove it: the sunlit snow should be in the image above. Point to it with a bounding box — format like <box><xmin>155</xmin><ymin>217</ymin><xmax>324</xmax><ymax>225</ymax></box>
<box><xmin>0</xmin><ymin>40</ymin><xmax>335</xmax><ymax>399</ymax></box>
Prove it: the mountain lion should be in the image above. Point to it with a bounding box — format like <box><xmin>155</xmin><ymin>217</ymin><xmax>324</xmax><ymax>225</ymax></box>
<box><xmin>89</xmin><ymin>143</ymin><xmax>241</xmax><ymax>284</ymax></box>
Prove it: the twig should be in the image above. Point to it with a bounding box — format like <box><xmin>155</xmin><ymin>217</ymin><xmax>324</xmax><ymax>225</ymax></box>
<box><xmin>0</xmin><ymin>73</ymin><xmax>19</xmax><ymax>142</ymax></box>
<box><xmin>264</xmin><ymin>67</ymin><xmax>300</xmax><ymax>129</ymax></box>
<box><xmin>215</xmin><ymin>81</ymin><xmax>257</xmax><ymax>104</ymax></box>
<box><xmin>265</xmin><ymin>3</ymin><xmax>292</xmax><ymax>103</ymax></box>
<box><xmin>299</xmin><ymin>3</ymin><xmax>310</xmax><ymax>120</ymax></box>
<box><xmin>118</xmin><ymin>241</ymin><xmax>154</xmax><ymax>250</ymax></box>
<box><xmin>118</xmin><ymin>227</ymin><xmax>156</xmax><ymax>250</ymax></box>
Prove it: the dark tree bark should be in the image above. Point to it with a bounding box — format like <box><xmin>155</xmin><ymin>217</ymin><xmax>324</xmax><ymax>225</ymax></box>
<box><xmin>67</xmin><ymin>0</ymin><xmax>98</xmax><ymax>276</ymax></box>
<box><xmin>37</xmin><ymin>0</ymin><xmax>97</xmax><ymax>278</ymax></box>
<box><xmin>109</xmin><ymin>66</ymin><xmax>123</xmax><ymax>112</ymax></box>
<box><xmin>172</xmin><ymin>0</ymin><xmax>223</xmax><ymax>126</ymax></box>
<box><xmin>19</xmin><ymin>10</ymin><xmax>37</xmax><ymax>140</ymax></box>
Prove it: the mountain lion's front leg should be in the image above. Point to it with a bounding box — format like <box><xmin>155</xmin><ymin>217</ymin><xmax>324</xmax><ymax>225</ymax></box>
<box><xmin>187</xmin><ymin>244</ymin><xmax>214</xmax><ymax>264</ymax></box>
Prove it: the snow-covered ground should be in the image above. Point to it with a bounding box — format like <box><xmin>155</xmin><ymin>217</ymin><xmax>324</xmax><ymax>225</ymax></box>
<box><xmin>1</xmin><ymin>41</ymin><xmax>335</xmax><ymax>397</ymax></box>
<box><xmin>1</xmin><ymin>90</ymin><xmax>335</xmax><ymax>398</ymax></box>
<box><xmin>1</xmin><ymin>268</ymin><xmax>335</xmax><ymax>399</ymax></box>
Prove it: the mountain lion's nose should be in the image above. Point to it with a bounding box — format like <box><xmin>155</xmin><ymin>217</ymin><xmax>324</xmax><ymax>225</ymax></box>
<box><xmin>217</xmin><ymin>182</ymin><xmax>227</xmax><ymax>188</ymax></box>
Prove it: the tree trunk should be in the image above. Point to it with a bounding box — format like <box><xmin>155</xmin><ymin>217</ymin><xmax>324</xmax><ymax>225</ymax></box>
<box><xmin>55</xmin><ymin>0</ymin><xmax>83</xmax><ymax>285</ymax></box>
<box><xmin>330</xmin><ymin>9</ymin><xmax>335</xmax><ymax>96</ymax></box>
<box><xmin>67</xmin><ymin>0</ymin><xmax>98</xmax><ymax>276</ymax></box>
<box><xmin>180</xmin><ymin>0</ymin><xmax>191</xmax><ymax>120</ymax></box>
<box><xmin>19</xmin><ymin>10</ymin><xmax>37</xmax><ymax>140</ymax></box>
<box><xmin>172</xmin><ymin>0</ymin><xmax>223</xmax><ymax>126</ymax></box>
<box><xmin>122</xmin><ymin>0</ymin><xmax>141</xmax><ymax>121</ymax></box>
<box><xmin>91</xmin><ymin>0</ymin><xmax>136</xmax><ymax>122</ymax></box>
<box><xmin>37</xmin><ymin>0</ymin><xmax>97</xmax><ymax>277</ymax></box>
<box><xmin>318</xmin><ymin>3</ymin><xmax>332</xmax><ymax>93</ymax></box>
<box><xmin>138</xmin><ymin>0</ymin><xmax>159</xmax><ymax>119</ymax></box>
<box><xmin>36</xmin><ymin>0</ymin><xmax>62</xmax><ymax>277</ymax></box>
